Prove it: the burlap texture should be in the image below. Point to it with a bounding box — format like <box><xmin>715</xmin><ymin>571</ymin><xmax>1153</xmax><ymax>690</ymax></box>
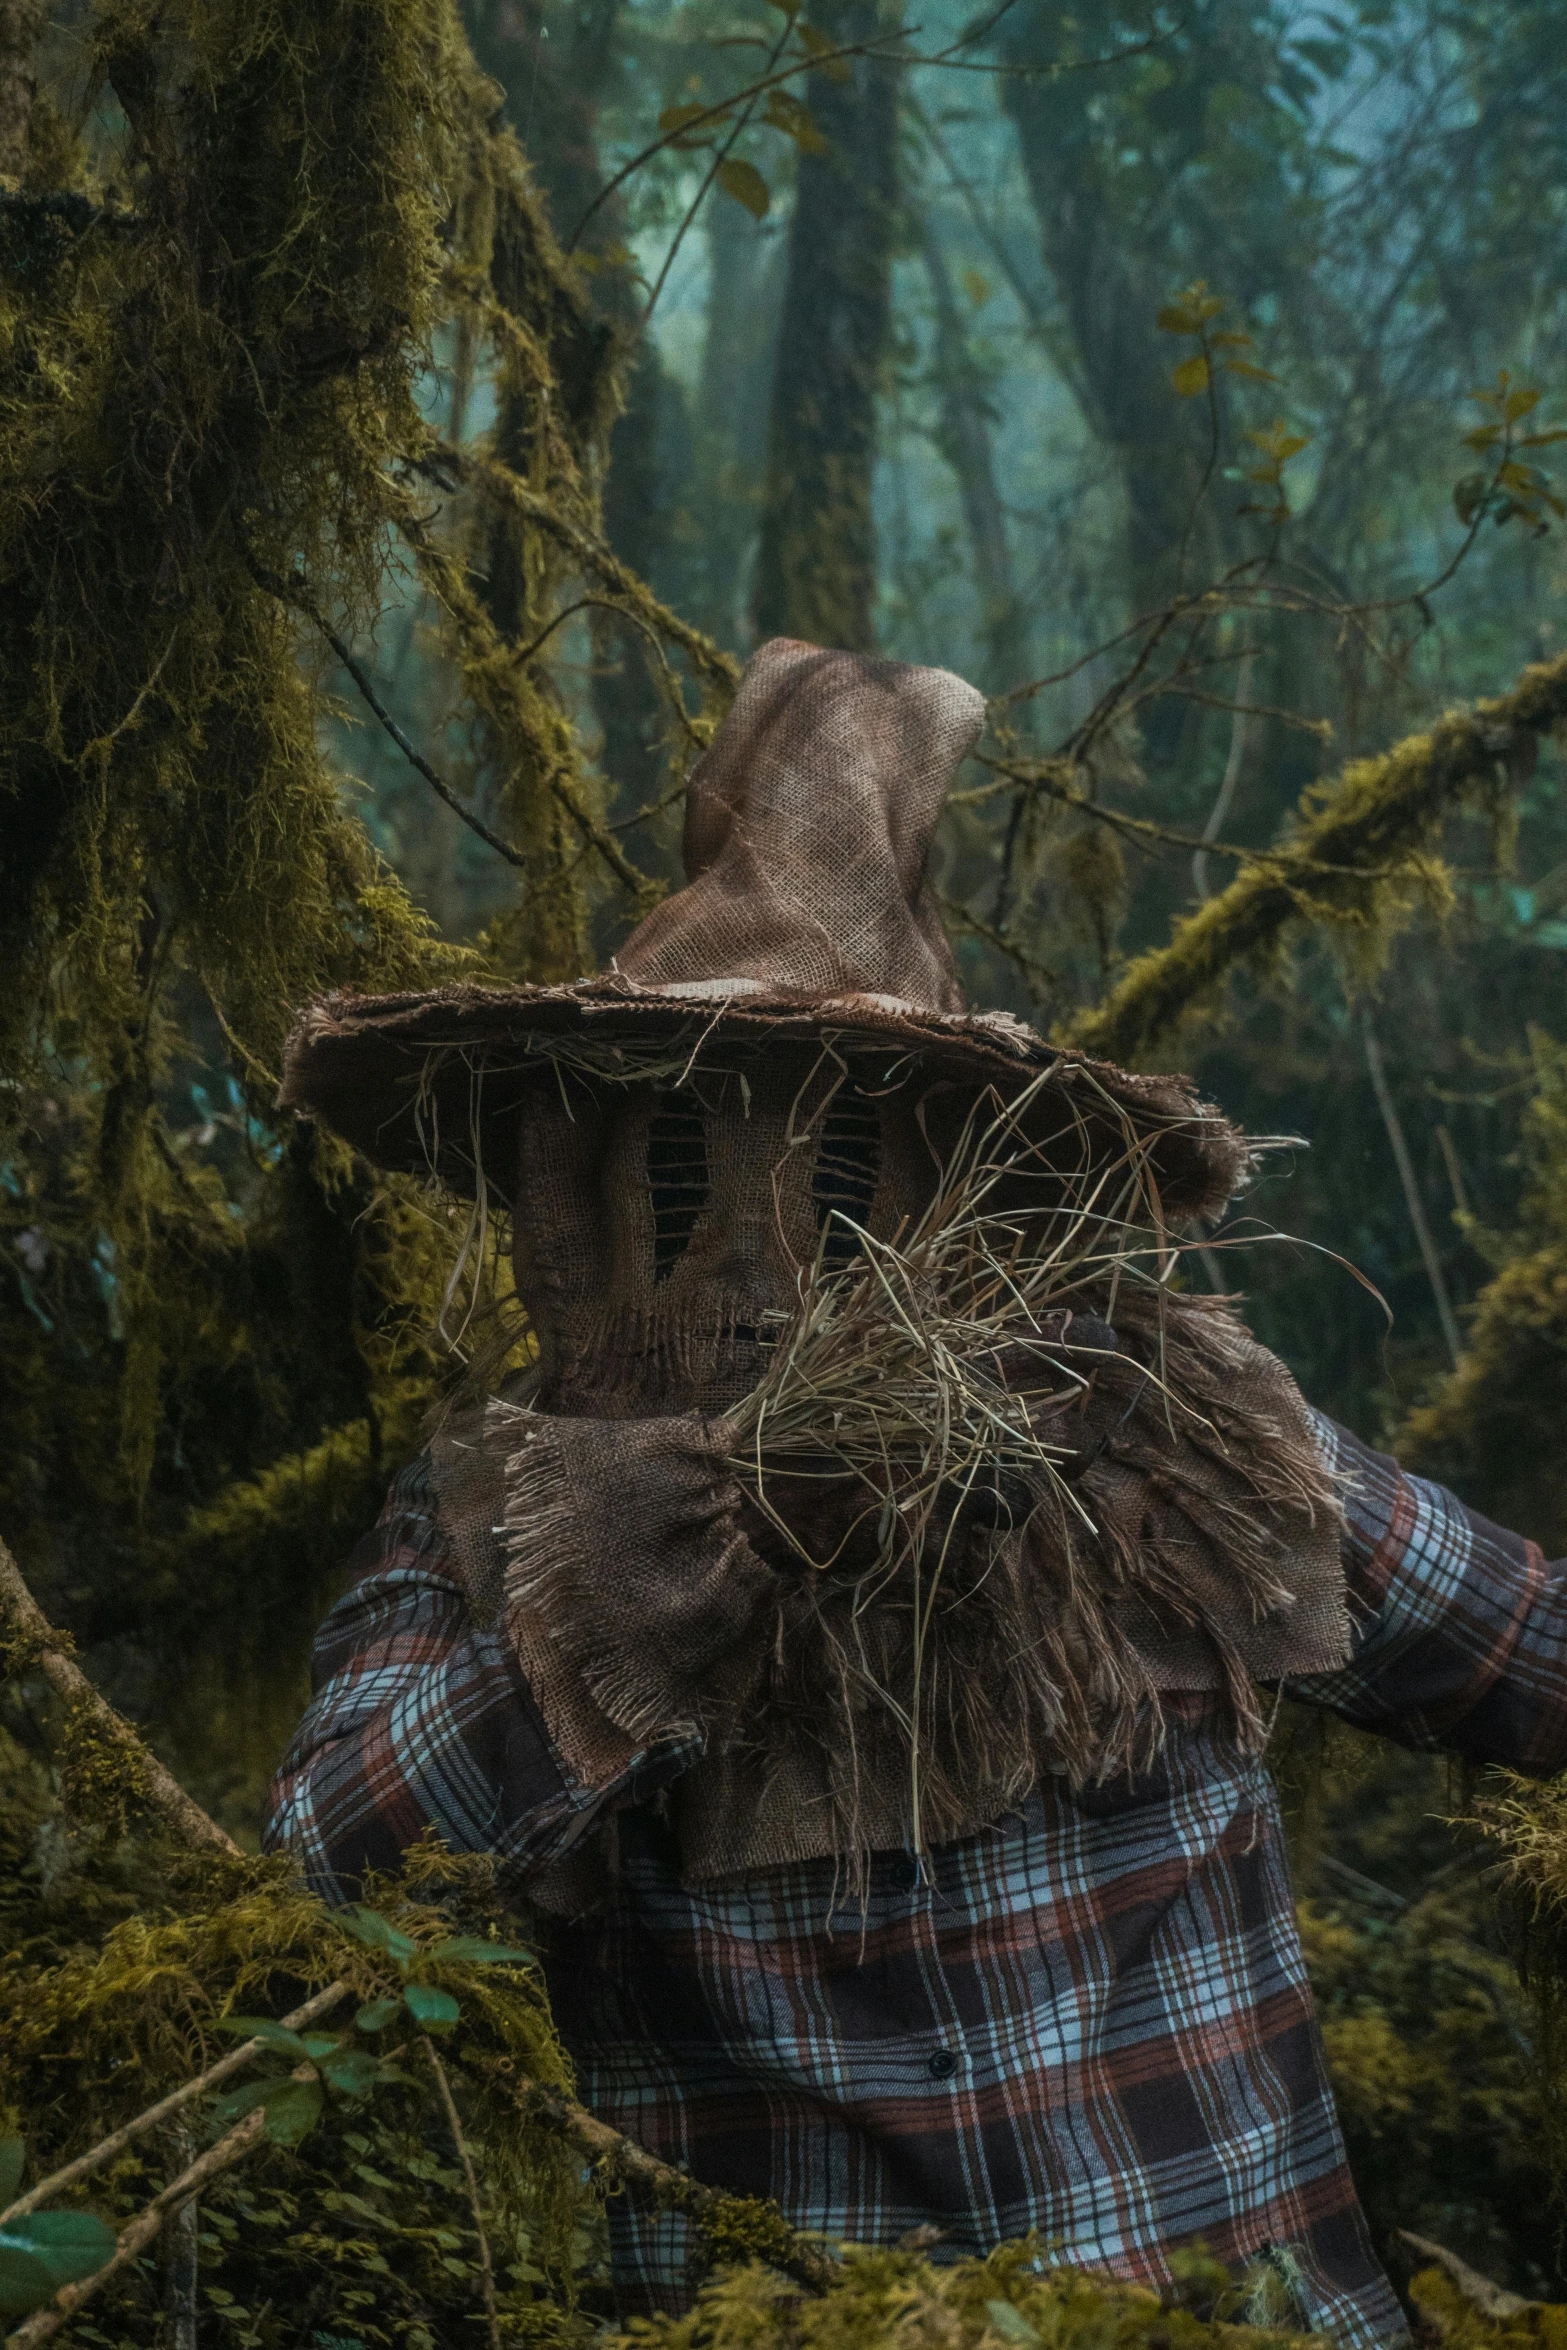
<box><xmin>614</xmin><ymin>641</ymin><xmax>979</xmax><ymax>1005</ymax></box>
<box><xmin>429</xmin><ymin>1287</ymin><xmax>1348</xmax><ymax>1906</ymax></box>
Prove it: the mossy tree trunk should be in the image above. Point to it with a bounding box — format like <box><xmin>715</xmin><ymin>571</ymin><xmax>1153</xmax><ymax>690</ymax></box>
<box><xmin>752</xmin><ymin>0</ymin><xmax>899</xmax><ymax>651</ymax></box>
<box><xmin>467</xmin><ymin>0</ymin><xmax>693</xmax><ymax>838</ymax></box>
<box><xmin>0</xmin><ymin>0</ymin><xmax>42</xmax><ymax>178</ymax></box>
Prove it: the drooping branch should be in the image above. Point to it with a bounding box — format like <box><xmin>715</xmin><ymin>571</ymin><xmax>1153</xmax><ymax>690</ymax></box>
<box><xmin>0</xmin><ymin>1538</ymin><xmax>239</xmax><ymax>1857</ymax></box>
<box><xmin>1072</xmin><ymin>648</ymin><xmax>1567</xmax><ymax>1066</ymax></box>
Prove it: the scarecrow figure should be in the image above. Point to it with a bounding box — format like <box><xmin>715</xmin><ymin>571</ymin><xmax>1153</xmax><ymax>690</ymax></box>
<box><xmin>267</xmin><ymin>640</ymin><xmax>1567</xmax><ymax>2345</ymax></box>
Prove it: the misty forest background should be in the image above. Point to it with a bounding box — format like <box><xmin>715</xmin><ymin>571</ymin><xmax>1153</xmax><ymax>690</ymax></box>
<box><xmin>7</xmin><ymin>0</ymin><xmax>1567</xmax><ymax>2315</ymax></box>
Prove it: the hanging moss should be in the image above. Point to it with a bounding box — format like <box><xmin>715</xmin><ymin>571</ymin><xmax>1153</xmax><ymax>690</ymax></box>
<box><xmin>0</xmin><ymin>0</ymin><xmax>737</xmax><ymax>1821</ymax></box>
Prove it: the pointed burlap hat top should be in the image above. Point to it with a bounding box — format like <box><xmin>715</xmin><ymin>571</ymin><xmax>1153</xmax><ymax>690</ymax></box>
<box><xmin>609</xmin><ymin>636</ymin><xmax>976</xmax><ymax>1010</ymax></box>
<box><xmin>281</xmin><ymin>638</ymin><xmax>1250</xmax><ymax>1220</ymax></box>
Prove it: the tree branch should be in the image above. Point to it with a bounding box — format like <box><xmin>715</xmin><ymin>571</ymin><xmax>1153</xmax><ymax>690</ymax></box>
<box><xmin>0</xmin><ymin>1538</ymin><xmax>238</xmax><ymax>1857</ymax></box>
<box><xmin>1072</xmin><ymin>648</ymin><xmax>1567</xmax><ymax>1065</ymax></box>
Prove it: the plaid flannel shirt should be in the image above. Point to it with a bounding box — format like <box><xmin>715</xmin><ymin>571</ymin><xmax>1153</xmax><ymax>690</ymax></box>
<box><xmin>264</xmin><ymin>1415</ymin><xmax>1567</xmax><ymax>2344</ymax></box>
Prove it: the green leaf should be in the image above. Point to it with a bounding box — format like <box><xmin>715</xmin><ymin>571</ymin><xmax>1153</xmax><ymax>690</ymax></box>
<box><xmin>0</xmin><ymin>2140</ymin><xmax>23</xmax><ymax>2204</ymax></box>
<box><xmin>210</xmin><ymin>2079</ymin><xmax>279</xmax><ymax>2125</ymax></box>
<box><xmin>716</xmin><ymin>155</ymin><xmax>770</xmax><ymax>216</ymax></box>
<box><xmin>259</xmin><ymin>2079</ymin><xmax>324</xmax><ymax>2148</ymax></box>
<box><xmin>217</xmin><ymin>2017</ymin><xmax>317</xmax><ymax>2059</ymax></box>
<box><xmin>402</xmin><ymin>1984</ymin><xmax>461</xmax><ymax>2032</ymax></box>
<box><xmin>0</xmin><ymin>2242</ymin><xmax>56</xmax><ymax>2318</ymax></box>
<box><xmin>658</xmin><ymin>101</ymin><xmax>711</xmax><ymax>136</ymax></box>
<box><xmin>0</xmin><ymin>2213</ymin><xmax>118</xmax><ymax>2315</ymax></box>
<box><xmin>316</xmin><ymin>2048</ymin><xmax>385</xmax><ymax>2100</ymax></box>
<box><xmin>424</xmin><ymin>1936</ymin><xmax>535</xmax><ymax>1967</ymax></box>
<box><xmin>337</xmin><ymin>1907</ymin><xmax>418</xmax><ymax>1967</ymax></box>
<box><xmin>984</xmin><ymin>2301</ymin><xmax>1040</xmax><ymax>2346</ymax></box>
<box><xmin>355</xmin><ymin>1998</ymin><xmax>402</xmax><ymax>2034</ymax></box>
<box><xmin>1155</xmin><ymin>304</ymin><xmax>1196</xmax><ymax>335</ymax></box>
<box><xmin>1171</xmin><ymin>353</ymin><xmax>1210</xmax><ymax>397</ymax></box>
<box><xmin>961</xmin><ymin>267</ymin><xmax>991</xmax><ymax>310</ymax></box>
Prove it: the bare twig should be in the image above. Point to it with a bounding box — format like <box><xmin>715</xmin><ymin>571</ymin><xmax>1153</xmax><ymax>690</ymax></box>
<box><xmin>0</xmin><ymin>1982</ymin><xmax>352</xmax><ymax>2225</ymax></box>
<box><xmin>1193</xmin><ymin>646</ymin><xmax>1256</xmax><ymax>902</ymax></box>
<box><xmin>244</xmin><ymin>554</ymin><xmax>530</xmax><ymax>874</ymax></box>
<box><xmin>1361</xmin><ymin>1008</ymin><xmax>1462</xmax><ymax>1368</ymax></box>
<box><xmin>422</xmin><ymin>2038</ymin><xmax>501</xmax><ymax>2350</ymax></box>
<box><xmin>4</xmin><ymin>2073</ymin><xmax>316</xmax><ymax>2350</ymax></box>
<box><xmin>0</xmin><ymin>1538</ymin><xmax>238</xmax><ymax>1857</ymax></box>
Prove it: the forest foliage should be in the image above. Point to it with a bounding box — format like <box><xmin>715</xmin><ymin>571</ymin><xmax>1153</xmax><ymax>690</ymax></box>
<box><xmin>5</xmin><ymin>0</ymin><xmax>1567</xmax><ymax>2338</ymax></box>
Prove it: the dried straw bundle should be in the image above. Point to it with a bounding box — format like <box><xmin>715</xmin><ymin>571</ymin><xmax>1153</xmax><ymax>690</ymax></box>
<box><xmin>715</xmin><ymin>1073</ymin><xmax>1344</xmax><ymax>1861</ymax></box>
<box><xmin>728</xmin><ymin>1067</ymin><xmax>1189</xmax><ymax>1566</ymax></box>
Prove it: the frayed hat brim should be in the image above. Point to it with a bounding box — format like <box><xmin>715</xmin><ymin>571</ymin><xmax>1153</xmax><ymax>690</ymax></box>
<box><xmin>279</xmin><ymin>974</ymin><xmax>1255</xmax><ymax>1225</ymax></box>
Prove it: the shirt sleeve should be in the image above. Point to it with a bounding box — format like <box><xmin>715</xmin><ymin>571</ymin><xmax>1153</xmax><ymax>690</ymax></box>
<box><xmin>261</xmin><ymin>1453</ymin><xmax>700</xmax><ymax>1902</ymax></box>
<box><xmin>1288</xmin><ymin>1411</ymin><xmax>1567</xmax><ymax>1773</ymax></box>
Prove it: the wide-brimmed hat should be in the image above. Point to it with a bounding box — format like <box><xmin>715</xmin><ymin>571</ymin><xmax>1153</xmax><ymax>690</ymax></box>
<box><xmin>280</xmin><ymin>638</ymin><xmax>1249</xmax><ymax>1221</ymax></box>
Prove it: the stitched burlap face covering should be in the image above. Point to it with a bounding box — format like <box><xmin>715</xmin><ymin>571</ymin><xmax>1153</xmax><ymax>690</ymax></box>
<box><xmin>288</xmin><ymin>640</ymin><xmax>1352</xmax><ymax>1902</ymax></box>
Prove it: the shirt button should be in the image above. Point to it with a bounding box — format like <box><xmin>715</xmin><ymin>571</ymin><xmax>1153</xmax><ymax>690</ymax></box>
<box><xmin>927</xmin><ymin>2048</ymin><xmax>957</xmax><ymax>2080</ymax></box>
<box><xmin>889</xmin><ymin>1855</ymin><xmax>920</xmax><ymax>1892</ymax></box>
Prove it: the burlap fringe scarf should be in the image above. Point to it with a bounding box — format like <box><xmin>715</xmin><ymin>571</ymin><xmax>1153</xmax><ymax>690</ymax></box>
<box><xmin>430</xmin><ymin>1287</ymin><xmax>1349</xmax><ymax>1905</ymax></box>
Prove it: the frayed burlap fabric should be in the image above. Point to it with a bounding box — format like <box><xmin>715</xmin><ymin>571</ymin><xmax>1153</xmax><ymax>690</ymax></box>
<box><xmin>430</xmin><ymin>1281</ymin><xmax>1347</xmax><ymax>1904</ymax></box>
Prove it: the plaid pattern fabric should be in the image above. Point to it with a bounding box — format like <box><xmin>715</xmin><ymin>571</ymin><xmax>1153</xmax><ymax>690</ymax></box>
<box><xmin>265</xmin><ymin>1414</ymin><xmax>1567</xmax><ymax>2347</ymax></box>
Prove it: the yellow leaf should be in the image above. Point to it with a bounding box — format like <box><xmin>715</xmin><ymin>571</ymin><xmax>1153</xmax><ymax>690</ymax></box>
<box><xmin>962</xmin><ymin>267</ymin><xmax>992</xmax><ymax>310</ymax></box>
<box><xmin>1156</xmin><ymin>305</ymin><xmax>1197</xmax><ymax>335</ymax></box>
<box><xmin>1505</xmin><ymin>385</ymin><xmax>1542</xmax><ymax>421</ymax></box>
<box><xmin>796</xmin><ymin>21</ymin><xmax>852</xmax><ymax>78</ymax></box>
<box><xmin>1521</xmin><ymin>428</ymin><xmax>1567</xmax><ymax>448</ymax></box>
<box><xmin>1222</xmin><ymin>357</ymin><xmax>1280</xmax><ymax>383</ymax></box>
<box><xmin>764</xmin><ymin>90</ymin><xmax>830</xmax><ymax>154</ymax></box>
<box><xmin>658</xmin><ymin>101</ymin><xmax>710</xmax><ymax>134</ymax></box>
<box><xmin>1209</xmin><ymin>330</ymin><xmax>1253</xmax><ymax>350</ymax></box>
<box><xmin>1170</xmin><ymin>278</ymin><xmax>1225</xmax><ymax>323</ymax></box>
<box><xmin>1171</xmin><ymin>353</ymin><xmax>1210</xmax><ymax>396</ymax></box>
<box><xmin>716</xmin><ymin>156</ymin><xmax>770</xmax><ymax>218</ymax></box>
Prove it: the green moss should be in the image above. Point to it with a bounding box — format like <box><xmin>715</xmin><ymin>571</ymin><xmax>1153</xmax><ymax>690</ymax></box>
<box><xmin>607</xmin><ymin>2238</ymin><xmax>1324</xmax><ymax>2350</ymax></box>
<box><xmin>1071</xmin><ymin>652</ymin><xmax>1567</xmax><ymax>1066</ymax></box>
